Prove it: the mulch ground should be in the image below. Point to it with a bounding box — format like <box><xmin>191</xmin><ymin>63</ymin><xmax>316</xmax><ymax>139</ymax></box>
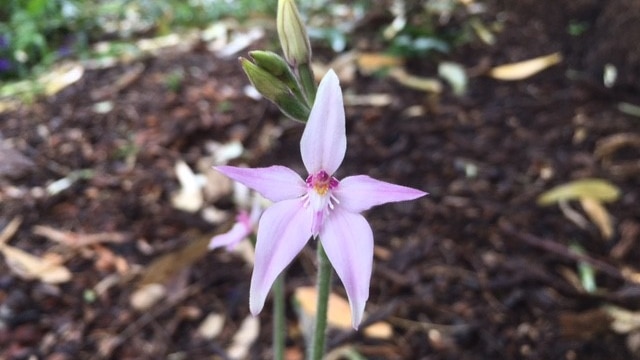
<box><xmin>1</xmin><ymin>0</ymin><xmax>639</xmax><ymax>359</ymax></box>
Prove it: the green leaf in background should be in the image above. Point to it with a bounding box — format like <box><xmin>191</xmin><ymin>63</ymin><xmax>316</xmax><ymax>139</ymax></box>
<box><xmin>438</xmin><ymin>61</ymin><xmax>467</xmax><ymax>96</ymax></box>
<box><xmin>570</xmin><ymin>242</ymin><xmax>597</xmax><ymax>293</ymax></box>
<box><xmin>537</xmin><ymin>178</ymin><xmax>621</xmax><ymax>206</ymax></box>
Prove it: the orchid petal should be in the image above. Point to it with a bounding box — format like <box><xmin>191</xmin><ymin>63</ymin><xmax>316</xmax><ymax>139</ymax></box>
<box><xmin>335</xmin><ymin>175</ymin><xmax>427</xmax><ymax>213</ymax></box>
<box><xmin>300</xmin><ymin>69</ymin><xmax>346</xmax><ymax>175</ymax></box>
<box><xmin>215</xmin><ymin>165</ymin><xmax>306</xmax><ymax>202</ymax></box>
<box><xmin>250</xmin><ymin>199</ymin><xmax>312</xmax><ymax>315</ymax></box>
<box><xmin>208</xmin><ymin>221</ymin><xmax>251</xmax><ymax>251</ymax></box>
<box><xmin>320</xmin><ymin>208</ymin><xmax>373</xmax><ymax>329</ymax></box>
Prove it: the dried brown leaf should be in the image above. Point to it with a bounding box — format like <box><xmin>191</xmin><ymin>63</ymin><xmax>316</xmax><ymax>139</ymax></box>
<box><xmin>227</xmin><ymin>315</ymin><xmax>260</xmax><ymax>359</ymax></box>
<box><xmin>0</xmin><ymin>244</ymin><xmax>71</xmax><ymax>283</ymax></box>
<box><xmin>389</xmin><ymin>68</ymin><xmax>442</xmax><ymax>93</ymax></box>
<box><xmin>197</xmin><ymin>313</ymin><xmax>225</xmax><ymax>340</ymax></box>
<box><xmin>356</xmin><ymin>52</ymin><xmax>404</xmax><ymax>75</ymax></box>
<box><xmin>489</xmin><ymin>52</ymin><xmax>562</xmax><ymax>80</ymax></box>
<box><xmin>294</xmin><ymin>286</ymin><xmax>392</xmax><ymax>338</ymax></box>
<box><xmin>469</xmin><ymin>18</ymin><xmax>496</xmax><ymax>45</ymax></box>
<box><xmin>559</xmin><ymin>309</ymin><xmax>612</xmax><ymax>340</ymax></box>
<box><xmin>343</xmin><ymin>93</ymin><xmax>393</xmax><ymax>107</ymax></box>
<box><xmin>295</xmin><ymin>286</ymin><xmax>352</xmax><ymax>329</ymax></box>
<box><xmin>130</xmin><ymin>283</ymin><xmax>166</xmax><ymax>311</ymax></box>
<box><xmin>33</xmin><ymin>225</ymin><xmax>127</xmax><ymax>248</ymax></box>
<box><xmin>0</xmin><ymin>216</ymin><xmax>22</xmax><ymax>245</ymax></box>
<box><xmin>580</xmin><ymin>197</ymin><xmax>614</xmax><ymax>240</ymax></box>
<box><xmin>607</xmin><ymin>306</ymin><xmax>640</xmax><ymax>334</ymax></box>
<box><xmin>1</xmin><ymin>217</ymin><xmax>71</xmax><ymax>284</ymax></box>
<box><xmin>138</xmin><ymin>234</ymin><xmax>209</xmax><ymax>286</ymax></box>
<box><xmin>364</xmin><ymin>322</ymin><xmax>394</xmax><ymax>339</ymax></box>
<box><xmin>621</xmin><ymin>268</ymin><xmax>640</xmax><ymax>284</ymax></box>
<box><xmin>171</xmin><ymin>160</ymin><xmax>205</xmax><ymax>212</ymax></box>
<box><xmin>374</xmin><ymin>245</ymin><xmax>392</xmax><ymax>261</ymax></box>
<box><xmin>93</xmin><ymin>245</ymin><xmax>130</xmax><ymax>274</ymax></box>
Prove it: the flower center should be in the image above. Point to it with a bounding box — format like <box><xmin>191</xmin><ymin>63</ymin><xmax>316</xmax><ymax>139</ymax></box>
<box><xmin>306</xmin><ymin>170</ymin><xmax>339</xmax><ymax>196</ymax></box>
<box><xmin>303</xmin><ymin>170</ymin><xmax>340</xmax><ymax>236</ymax></box>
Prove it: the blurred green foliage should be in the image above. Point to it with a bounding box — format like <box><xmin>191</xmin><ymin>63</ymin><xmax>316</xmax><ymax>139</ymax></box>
<box><xmin>0</xmin><ymin>0</ymin><xmax>485</xmax><ymax>82</ymax></box>
<box><xmin>305</xmin><ymin>0</ymin><xmax>482</xmax><ymax>59</ymax></box>
<box><xmin>0</xmin><ymin>0</ymin><xmax>274</xmax><ymax>80</ymax></box>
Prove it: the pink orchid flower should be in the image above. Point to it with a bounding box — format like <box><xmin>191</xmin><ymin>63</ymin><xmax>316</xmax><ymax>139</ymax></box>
<box><xmin>208</xmin><ymin>210</ymin><xmax>253</xmax><ymax>251</ymax></box>
<box><xmin>209</xmin><ymin>195</ymin><xmax>264</xmax><ymax>251</ymax></box>
<box><xmin>215</xmin><ymin>69</ymin><xmax>426</xmax><ymax>328</ymax></box>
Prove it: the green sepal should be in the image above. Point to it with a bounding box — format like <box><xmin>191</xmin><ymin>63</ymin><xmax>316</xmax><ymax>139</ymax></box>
<box><xmin>249</xmin><ymin>50</ymin><xmax>308</xmax><ymax>106</ymax></box>
<box><xmin>275</xmin><ymin>93</ymin><xmax>310</xmax><ymax>122</ymax></box>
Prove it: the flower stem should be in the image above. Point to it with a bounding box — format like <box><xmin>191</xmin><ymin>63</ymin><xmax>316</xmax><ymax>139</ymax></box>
<box><xmin>273</xmin><ymin>272</ymin><xmax>286</xmax><ymax>360</ymax></box>
<box><xmin>309</xmin><ymin>241</ymin><xmax>332</xmax><ymax>360</ymax></box>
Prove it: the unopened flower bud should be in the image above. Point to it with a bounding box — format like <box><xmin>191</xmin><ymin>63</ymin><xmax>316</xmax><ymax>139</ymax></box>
<box><xmin>250</xmin><ymin>50</ymin><xmax>306</xmax><ymax>104</ymax></box>
<box><xmin>241</xmin><ymin>58</ymin><xmax>290</xmax><ymax>99</ymax></box>
<box><xmin>250</xmin><ymin>51</ymin><xmax>291</xmax><ymax>78</ymax></box>
<box><xmin>277</xmin><ymin>0</ymin><xmax>311</xmax><ymax>66</ymax></box>
<box><xmin>241</xmin><ymin>57</ymin><xmax>310</xmax><ymax>121</ymax></box>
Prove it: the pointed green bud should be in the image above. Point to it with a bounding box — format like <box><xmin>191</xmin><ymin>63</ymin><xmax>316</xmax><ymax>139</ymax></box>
<box><xmin>277</xmin><ymin>0</ymin><xmax>311</xmax><ymax>66</ymax></box>
<box><xmin>249</xmin><ymin>51</ymin><xmax>290</xmax><ymax>78</ymax></box>
<box><xmin>241</xmin><ymin>57</ymin><xmax>290</xmax><ymax>100</ymax></box>
<box><xmin>249</xmin><ymin>50</ymin><xmax>307</xmax><ymax>105</ymax></box>
<box><xmin>240</xmin><ymin>57</ymin><xmax>310</xmax><ymax>122</ymax></box>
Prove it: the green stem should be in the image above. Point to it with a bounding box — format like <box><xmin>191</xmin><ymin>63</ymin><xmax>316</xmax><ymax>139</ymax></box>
<box><xmin>273</xmin><ymin>272</ymin><xmax>286</xmax><ymax>360</ymax></box>
<box><xmin>309</xmin><ymin>241</ymin><xmax>332</xmax><ymax>360</ymax></box>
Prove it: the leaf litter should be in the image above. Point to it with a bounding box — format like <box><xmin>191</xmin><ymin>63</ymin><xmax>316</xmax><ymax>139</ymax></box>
<box><xmin>1</xmin><ymin>1</ymin><xmax>640</xmax><ymax>357</ymax></box>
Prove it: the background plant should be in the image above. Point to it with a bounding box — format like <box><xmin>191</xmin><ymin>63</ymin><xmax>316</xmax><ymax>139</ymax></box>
<box><xmin>0</xmin><ymin>0</ymin><xmax>275</xmax><ymax>80</ymax></box>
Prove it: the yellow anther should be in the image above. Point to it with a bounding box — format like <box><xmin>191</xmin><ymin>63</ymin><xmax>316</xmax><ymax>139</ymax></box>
<box><xmin>314</xmin><ymin>185</ymin><xmax>329</xmax><ymax>195</ymax></box>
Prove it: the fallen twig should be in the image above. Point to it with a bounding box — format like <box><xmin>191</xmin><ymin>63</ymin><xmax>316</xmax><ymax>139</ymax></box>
<box><xmin>499</xmin><ymin>219</ymin><xmax>628</xmax><ymax>282</ymax></box>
